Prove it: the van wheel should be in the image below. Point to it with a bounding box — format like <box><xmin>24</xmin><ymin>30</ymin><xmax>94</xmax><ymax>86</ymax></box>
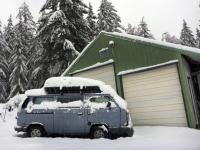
<box><xmin>90</xmin><ymin>126</ymin><xmax>107</xmax><ymax>139</ymax></box>
<box><xmin>28</xmin><ymin>126</ymin><xmax>45</xmax><ymax>137</ymax></box>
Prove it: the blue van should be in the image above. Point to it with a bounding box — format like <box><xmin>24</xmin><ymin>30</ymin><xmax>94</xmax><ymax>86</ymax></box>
<box><xmin>15</xmin><ymin>93</ymin><xmax>133</xmax><ymax>138</ymax></box>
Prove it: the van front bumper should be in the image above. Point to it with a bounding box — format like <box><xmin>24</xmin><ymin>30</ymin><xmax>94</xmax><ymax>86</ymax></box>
<box><xmin>14</xmin><ymin>126</ymin><xmax>27</xmax><ymax>132</ymax></box>
<box><xmin>109</xmin><ymin>126</ymin><xmax>134</xmax><ymax>137</ymax></box>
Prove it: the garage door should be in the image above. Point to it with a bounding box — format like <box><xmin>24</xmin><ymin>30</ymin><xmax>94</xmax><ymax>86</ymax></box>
<box><xmin>122</xmin><ymin>64</ymin><xmax>187</xmax><ymax>126</ymax></box>
<box><xmin>72</xmin><ymin>64</ymin><xmax>116</xmax><ymax>90</ymax></box>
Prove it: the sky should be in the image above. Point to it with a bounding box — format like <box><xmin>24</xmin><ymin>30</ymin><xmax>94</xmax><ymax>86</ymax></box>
<box><xmin>0</xmin><ymin>0</ymin><xmax>199</xmax><ymax>39</ymax></box>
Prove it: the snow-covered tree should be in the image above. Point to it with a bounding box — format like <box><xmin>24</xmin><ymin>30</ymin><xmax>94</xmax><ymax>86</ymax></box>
<box><xmin>86</xmin><ymin>2</ymin><xmax>97</xmax><ymax>40</ymax></box>
<box><xmin>162</xmin><ymin>32</ymin><xmax>181</xmax><ymax>44</ymax></box>
<box><xmin>15</xmin><ymin>2</ymin><xmax>36</xmax><ymax>56</ymax></box>
<box><xmin>137</xmin><ymin>17</ymin><xmax>154</xmax><ymax>39</ymax></box>
<box><xmin>196</xmin><ymin>28</ymin><xmax>200</xmax><ymax>49</ymax></box>
<box><xmin>0</xmin><ymin>22</ymin><xmax>11</xmax><ymax>102</ymax></box>
<box><xmin>7</xmin><ymin>3</ymin><xmax>36</xmax><ymax>98</ymax></box>
<box><xmin>97</xmin><ymin>0</ymin><xmax>123</xmax><ymax>33</ymax></box>
<box><xmin>180</xmin><ymin>20</ymin><xmax>196</xmax><ymax>47</ymax></box>
<box><xmin>37</xmin><ymin>0</ymin><xmax>90</xmax><ymax>77</ymax></box>
<box><xmin>126</xmin><ymin>24</ymin><xmax>137</xmax><ymax>35</ymax></box>
<box><xmin>4</xmin><ymin>15</ymin><xmax>15</xmax><ymax>51</ymax></box>
<box><xmin>8</xmin><ymin>35</ymin><xmax>28</xmax><ymax>99</ymax></box>
<box><xmin>38</xmin><ymin>0</ymin><xmax>89</xmax><ymax>51</ymax></box>
<box><xmin>26</xmin><ymin>38</ymin><xmax>45</xmax><ymax>89</ymax></box>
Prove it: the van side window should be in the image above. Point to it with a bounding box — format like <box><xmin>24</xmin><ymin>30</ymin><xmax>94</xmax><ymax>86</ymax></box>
<box><xmin>57</xmin><ymin>97</ymin><xmax>82</xmax><ymax>103</ymax></box>
<box><xmin>89</xmin><ymin>96</ymin><xmax>112</xmax><ymax>103</ymax></box>
<box><xmin>57</xmin><ymin>97</ymin><xmax>83</xmax><ymax>108</ymax></box>
<box><xmin>32</xmin><ymin>97</ymin><xmax>55</xmax><ymax>105</ymax></box>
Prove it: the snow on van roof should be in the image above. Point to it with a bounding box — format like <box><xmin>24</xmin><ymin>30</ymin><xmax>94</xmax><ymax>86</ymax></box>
<box><xmin>103</xmin><ymin>31</ymin><xmax>200</xmax><ymax>54</ymax></box>
<box><xmin>44</xmin><ymin>77</ymin><xmax>106</xmax><ymax>89</ymax></box>
<box><xmin>25</xmin><ymin>88</ymin><xmax>46</xmax><ymax>96</ymax></box>
<box><xmin>7</xmin><ymin>77</ymin><xmax>127</xmax><ymax>110</ymax></box>
<box><xmin>43</xmin><ymin>77</ymin><xmax>127</xmax><ymax>109</ymax></box>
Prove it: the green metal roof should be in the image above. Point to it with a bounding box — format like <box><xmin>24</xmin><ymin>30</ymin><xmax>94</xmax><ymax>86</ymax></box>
<box><xmin>62</xmin><ymin>31</ymin><xmax>200</xmax><ymax>76</ymax></box>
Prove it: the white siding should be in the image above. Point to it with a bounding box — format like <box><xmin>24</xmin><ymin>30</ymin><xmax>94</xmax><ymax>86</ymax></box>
<box><xmin>72</xmin><ymin>64</ymin><xmax>116</xmax><ymax>90</ymax></box>
<box><xmin>122</xmin><ymin>64</ymin><xmax>187</xmax><ymax>126</ymax></box>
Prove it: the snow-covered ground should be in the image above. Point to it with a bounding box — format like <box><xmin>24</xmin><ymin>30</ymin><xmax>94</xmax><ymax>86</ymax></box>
<box><xmin>0</xmin><ymin>105</ymin><xmax>200</xmax><ymax>150</ymax></box>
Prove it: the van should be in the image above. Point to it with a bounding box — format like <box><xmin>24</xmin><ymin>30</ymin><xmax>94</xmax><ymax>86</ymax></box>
<box><xmin>15</xmin><ymin>93</ymin><xmax>133</xmax><ymax>138</ymax></box>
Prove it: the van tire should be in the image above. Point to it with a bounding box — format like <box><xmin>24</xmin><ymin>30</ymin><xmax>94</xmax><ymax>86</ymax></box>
<box><xmin>28</xmin><ymin>125</ymin><xmax>45</xmax><ymax>137</ymax></box>
<box><xmin>90</xmin><ymin>126</ymin><xmax>107</xmax><ymax>139</ymax></box>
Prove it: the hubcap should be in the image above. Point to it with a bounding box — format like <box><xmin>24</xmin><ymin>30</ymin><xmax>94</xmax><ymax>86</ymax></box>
<box><xmin>94</xmin><ymin>129</ymin><xmax>105</xmax><ymax>138</ymax></box>
<box><xmin>31</xmin><ymin>129</ymin><xmax>42</xmax><ymax>137</ymax></box>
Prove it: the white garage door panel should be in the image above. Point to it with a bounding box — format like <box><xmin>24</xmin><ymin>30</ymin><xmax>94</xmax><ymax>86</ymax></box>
<box><xmin>125</xmin><ymin>65</ymin><xmax>177</xmax><ymax>80</ymax></box>
<box><xmin>73</xmin><ymin>64</ymin><xmax>116</xmax><ymax>90</ymax></box>
<box><xmin>131</xmin><ymin>111</ymin><xmax>185</xmax><ymax>120</ymax></box>
<box><xmin>129</xmin><ymin>104</ymin><xmax>186</xmax><ymax>113</ymax></box>
<box><xmin>126</xmin><ymin>92</ymin><xmax>182</xmax><ymax>102</ymax></box>
<box><xmin>134</xmin><ymin>118</ymin><xmax>187</xmax><ymax>126</ymax></box>
<box><xmin>122</xmin><ymin>64</ymin><xmax>187</xmax><ymax>126</ymax></box>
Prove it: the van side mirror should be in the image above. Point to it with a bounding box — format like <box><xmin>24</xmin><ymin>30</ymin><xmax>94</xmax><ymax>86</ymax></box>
<box><xmin>107</xmin><ymin>102</ymin><xmax>111</xmax><ymax>109</ymax></box>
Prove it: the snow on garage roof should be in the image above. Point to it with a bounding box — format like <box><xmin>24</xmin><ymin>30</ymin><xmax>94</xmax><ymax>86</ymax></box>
<box><xmin>70</xmin><ymin>59</ymin><xmax>114</xmax><ymax>75</ymax></box>
<box><xmin>118</xmin><ymin>60</ymin><xmax>179</xmax><ymax>76</ymax></box>
<box><xmin>103</xmin><ymin>31</ymin><xmax>200</xmax><ymax>54</ymax></box>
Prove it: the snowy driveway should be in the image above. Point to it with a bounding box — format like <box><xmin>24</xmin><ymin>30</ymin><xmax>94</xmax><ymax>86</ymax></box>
<box><xmin>0</xmin><ymin>109</ymin><xmax>200</xmax><ymax>150</ymax></box>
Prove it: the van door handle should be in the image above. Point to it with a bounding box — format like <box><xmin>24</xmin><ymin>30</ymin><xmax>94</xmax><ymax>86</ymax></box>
<box><xmin>77</xmin><ymin>112</ymin><xmax>83</xmax><ymax>116</ymax></box>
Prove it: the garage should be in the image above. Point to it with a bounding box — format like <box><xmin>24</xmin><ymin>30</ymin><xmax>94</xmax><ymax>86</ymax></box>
<box><xmin>72</xmin><ymin>64</ymin><xmax>116</xmax><ymax>90</ymax></box>
<box><xmin>63</xmin><ymin>31</ymin><xmax>200</xmax><ymax>128</ymax></box>
<box><xmin>122</xmin><ymin>64</ymin><xmax>188</xmax><ymax>126</ymax></box>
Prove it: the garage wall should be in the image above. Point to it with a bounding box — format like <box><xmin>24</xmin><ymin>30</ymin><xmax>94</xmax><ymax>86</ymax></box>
<box><xmin>72</xmin><ymin>64</ymin><xmax>116</xmax><ymax>90</ymax></box>
<box><xmin>122</xmin><ymin>64</ymin><xmax>188</xmax><ymax>126</ymax></box>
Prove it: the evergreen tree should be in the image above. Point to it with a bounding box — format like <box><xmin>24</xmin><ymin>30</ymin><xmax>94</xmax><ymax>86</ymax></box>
<box><xmin>162</xmin><ymin>32</ymin><xmax>181</xmax><ymax>44</ymax></box>
<box><xmin>37</xmin><ymin>0</ymin><xmax>89</xmax><ymax>77</ymax></box>
<box><xmin>126</xmin><ymin>24</ymin><xmax>137</xmax><ymax>35</ymax></box>
<box><xmin>8</xmin><ymin>2</ymin><xmax>36</xmax><ymax>98</ymax></box>
<box><xmin>86</xmin><ymin>2</ymin><xmax>97</xmax><ymax>40</ymax></box>
<box><xmin>39</xmin><ymin>0</ymin><xmax>89</xmax><ymax>51</ymax></box>
<box><xmin>15</xmin><ymin>2</ymin><xmax>36</xmax><ymax>56</ymax></box>
<box><xmin>0</xmin><ymin>22</ymin><xmax>11</xmax><ymax>102</ymax></box>
<box><xmin>196</xmin><ymin>28</ymin><xmax>200</xmax><ymax>49</ymax></box>
<box><xmin>26</xmin><ymin>37</ymin><xmax>45</xmax><ymax>89</ymax></box>
<box><xmin>8</xmin><ymin>35</ymin><xmax>28</xmax><ymax>99</ymax></box>
<box><xmin>4</xmin><ymin>15</ymin><xmax>15</xmax><ymax>51</ymax></box>
<box><xmin>97</xmin><ymin>0</ymin><xmax>123</xmax><ymax>33</ymax></box>
<box><xmin>180</xmin><ymin>20</ymin><xmax>196</xmax><ymax>47</ymax></box>
<box><xmin>137</xmin><ymin>17</ymin><xmax>154</xmax><ymax>39</ymax></box>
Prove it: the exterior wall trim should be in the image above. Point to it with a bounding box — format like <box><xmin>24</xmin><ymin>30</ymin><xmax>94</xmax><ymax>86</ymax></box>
<box><xmin>118</xmin><ymin>60</ymin><xmax>179</xmax><ymax>76</ymax></box>
<box><xmin>70</xmin><ymin>59</ymin><xmax>114</xmax><ymax>75</ymax></box>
